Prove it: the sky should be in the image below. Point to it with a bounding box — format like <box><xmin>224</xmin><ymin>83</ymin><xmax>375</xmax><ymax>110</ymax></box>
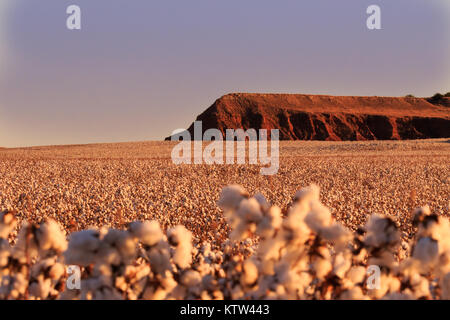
<box><xmin>0</xmin><ymin>0</ymin><xmax>449</xmax><ymax>148</ymax></box>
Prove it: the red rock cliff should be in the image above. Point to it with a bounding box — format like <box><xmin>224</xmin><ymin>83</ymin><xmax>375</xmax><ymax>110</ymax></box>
<box><xmin>167</xmin><ymin>93</ymin><xmax>450</xmax><ymax>141</ymax></box>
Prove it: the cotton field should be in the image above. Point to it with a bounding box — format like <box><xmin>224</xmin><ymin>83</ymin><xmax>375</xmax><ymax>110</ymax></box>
<box><xmin>0</xmin><ymin>139</ymin><xmax>449</xmax><ymax>300</ymax></box>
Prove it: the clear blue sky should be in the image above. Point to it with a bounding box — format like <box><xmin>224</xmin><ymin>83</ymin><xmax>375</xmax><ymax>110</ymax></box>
<box><xmin>0</xmin><ymin>0</ymin><xmax>449</xmax><ymax>147</ymax></box>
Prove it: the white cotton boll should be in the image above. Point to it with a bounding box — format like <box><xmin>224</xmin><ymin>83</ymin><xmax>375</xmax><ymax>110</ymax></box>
<box><xmin>217</xmin><ymin>185</ymin><xmax>249</xmax><ymax>212</ymax></box>
<box><xmin>240</xmin><ymin>259</ymin><xmax>258</xmax><ymax>286</ymax></box>
<box><xmin>370</xmin><ymin>274</ymin><xmax>401</xmax><ymax>300</ymax></box>
<box><xmin>37</xmin><ymin>219</ymin><xmax>67</xmax><ymax>254</ymax></box>
<box><xmin>30</xmin><ymin>257</ymin><xmax>55</xmax><ymax>278</ymax></box>
<box><xmin>257</xmin><ymin>234</ymin><xmax>285</xmax><ymax>262</ymax></box>
<box><xmin>428</xmin><ymin>218</ymin><xmax>450</xmax><ymax>253</ymax></box>
<box><xmin>173</xmin><ymin>245</ymin><xmax>192</xmax><ymax>269</ymax></box>
<box><xmin>147</xmin><ymin>244</ymin><xmax>172</xmax><ymax>277</ymax></box>
<box><xmin>129</xmin><ymin>221</ymin><xmax>163</xmax><ymax>247</ymax></box>
<box><xmin>320</xmin><ymin>224</ymin><xmax>352</xmax><ymax>250</ymax></box>
<box><xmin>181</xmin><ymin>270</ymin><xmax>202</xmax><ymax>287</ymax></box>
<box><xmin>409</xmin><ymin>274</ymin><xmax>430</xmax><ymax>299</ymax></box>
<box><xmin>168</xmin><ymin>226</ymin><xmax>193</xmax><ymax>269</ymax></box>
<box><xmin>256</xmin><ymin>206</ymin><xmax>282</xmax><ymax>238</ymax></box>
<box><xmin>225</xmin><ymin>198</ymin><xmax>262</xmax><ymax>241</ymax></box>
<box><xmin>368</xmin><ymin>250</ymin><xmax>398</xmax><ymax>270</ymax></box>
<box><xmin>230</xmin><ymin>221</ymin><xmax>254</xmax><ymax>242</ymax></box>
<box><xmin>294</xmin><ymin>184</ymin><xmax>320</xmax><ymax>204</ymax></box>
<box><xmin>65</xmin><ymin>229</ymin><xmax>101</xmax><ymax>266</ymax></box>
<box><xmin>441</xmin><ymin>272</ymin><xmax>450</xmax><ymax>300</ymax></box>
<box><xmin>13</xmin><ymin>222</ymin><xmax>39</xmax><ymax>260</ymax></box>
<box><xmin>346</xmin><ymin>266</ymin><xmax>366</xmax><ymax>285</ymax></box>
<box><xmin>101</xmin><ymin>229</ymin><xmax>136</xmax><ymax>265</ymax></box>
<box><xmin>0</xmin><ymin>211</ymin><xmax>17</xmax><ymax>239</ymax></box>
<box><xmin>0</xmin><ymin>239</ymin><xmax>11</xmax><ymax>267</ymax></box>
<box><xmin>292</xmin><ymin>184</ymin><xmax>321</xmax><ymax>224</ymax></box>
<box><xmin>333</xmin><ymin>252</ymin><xmax>352</xmax><ymax>279</ymax></box>
<box><xmin>283</xmin><ymin>211</ymin><xmax>311</xmax><ymax>246</ymax></box>
<box><xmin>363</xmin><ymin>215</ymin><xmax>400</xmax><ymax>248</ymax></box>
<box><xmin>304</xmin><ymin>201</ymin><xmax>333</xmax><ymax>233</ymax></box>
<box><xmin>168</xmin><ymin>225</ymin><xmax>191</xmax><ymax>247</ymax></box>
<box><xmin>437</xmin><ymin>251</ymin><xmax>450</xmax><ymax>276</ymax></box>
<box><xmin>3</xmin><ymin>273</ymin><xmax>28</xmax><ymax>299</ymax></box>
<box><xmin>312</xmin><ymin>258</ymin><xmax>332</xmax><ymax>280</ymax></box>
<box><xmin>49</xmin><ymin>262</ymin><xmax>65</xmax><ymax>280</ymax></box>
<box><xmin>29</xmin><ymin>276</ymin><xmax>52</xmax><ymax>300</ymax></box>
<box><xmin>412</xmin><ymin>206</ymin><xmax>431</xmax><ymax>229</ymax></box>
<box><xmin>236</xmin><ymin>198</ymin><xmax>263</xmax><ymax>224</ymax></box>
<box><xmin>413</xmin><ymin>237</ymin><xmax>439</xmax><ymax>266</ymax></box>
<box><xmin>143</xmin><ymin>286</ymin><xmax>168</xmax><ymax>300</ymax></box>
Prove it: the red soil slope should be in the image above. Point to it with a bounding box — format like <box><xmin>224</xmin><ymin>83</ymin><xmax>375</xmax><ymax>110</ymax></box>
<box><xmin>168</xmin><ymin>93</ymin><xmax>450</xmax><ymax>141</ymax></box>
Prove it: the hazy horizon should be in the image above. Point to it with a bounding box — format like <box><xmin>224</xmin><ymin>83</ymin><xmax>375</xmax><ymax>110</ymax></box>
<box><xmin>1</xmin><ymin>0</ymin><xmax>449</xmax><ymax>148</ymax></box>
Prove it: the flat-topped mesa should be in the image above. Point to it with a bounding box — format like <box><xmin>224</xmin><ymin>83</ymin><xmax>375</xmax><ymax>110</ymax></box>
<box><xmin>166</xmin><ymin>93</ymin><xmax>450</xmax><ymax>141</ymax></box>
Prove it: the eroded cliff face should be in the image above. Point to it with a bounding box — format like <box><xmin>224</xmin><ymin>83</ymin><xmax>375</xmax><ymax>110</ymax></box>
<box><xmin>167</xmin><ymin>93</ymin><xmax>450</xmax><ymax>141</ymax></box>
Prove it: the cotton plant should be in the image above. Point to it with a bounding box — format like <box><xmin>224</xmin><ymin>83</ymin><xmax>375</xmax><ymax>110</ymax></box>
<box><xmin>1</xmin><ymin>184</ymin><xmax>450</xmax><ymax>300</ymax></box>
<box><xmin>0</xmin><ymin>212</ymin><xmax>67</xmax><ymax>300</ymax></box>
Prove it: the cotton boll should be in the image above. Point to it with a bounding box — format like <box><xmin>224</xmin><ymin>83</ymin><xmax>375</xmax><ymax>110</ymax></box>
<box><xmin>236</xmin><ymin>198</ymin><xmax>263</xmax><ymax>225</ymax></box>
<box><xmin>409</xmin><ymin>273</ymin><xmax>431</xmax><ymax>299</ymax></box>
<box><xmin>412</xmin><ymin>237</ymin><xmax>439</xmax><ymax>266</ymax></box>
<box><xmin>369</xmin><ymin>274</ymin><xmax>401</xmax><ymax>300</ymax></box>
<box><xmin>304</xmin><ymin>202</ymin><xmax>333</xmax><ymax>233</ymax></box>
<box><xmin>367</xmin><ymin>250</ymin><xmax>398</xmax><ymax>270</ymax></box>
<box><xmin>65</xmin><ymin>229</ymin><xmax>101</xmax><ymax>266</ymax></box>
<box><xmin>256</xmin><ymin>206</ymin><xmax>282</xmax><ymax>239</ymax></box>
<box><xmin>283</xmin><ymin>204</ymin><xmax>311</xmax><ymax>244</ymax></box>
<box><xmin>1</xmin><ymin>273</ymin><xmax>28</xmax><ymax>299</ymax></box>
<box><xmin>412</xmin><ymin>206</ymin><xmax>432</xmax><ymax>229</ymax></box>
<box><xmin>428</xmin><ymin>218</ymin><xmax>450</xmax><ymax>253</ymax></box>
<box><xmin>217</xmin><ymin>185</ymin><xmax>249</xmax><ymax>212</ymax></box>
<box><xmin>227</xmin><ymin>198</ymin><xmax>263</xmax><ymax>241</ymax></box>
<box><xmin>257</xmin><ymin>235</ymin><xmax>285</xmax><ymax>262</ymax></box>
<box><xmin>312</xmin><ymin>258</ymin><xmax>332</xmax><ymax>280</ymax></box>
<box><xmin>29</xmin><ymin>275</ymin><xmax>52</xmax><ymax>300</ymax></box>
<box><xmin>13</xmin><ymin>222</ymin><xmax>39</xmax><ymax>260</ymax></box>
<box><xmin>441</xmin><ymin>272</ymin><xmax>450</xmax><ymax>300</ymax></box>
<box><xmin>168</xmin><ymin>225</ymin><xmax>192</xmax><ymax>247</ymax></box>
<box><xmin>293</xmin><ymin>184</ymin><xmax>320</xmax><ymax>205</ymax></box>
<box><xmin>0</xmin><ymin>211</ymin><xmax>17</xmax><ymax>239</ymax></box>
<box><xmin>320</xmin><ymin>224</ymin><xmax>352</xmax><ymax>251</ymax></box>
<box><xmin>101</xmin><ymin>229</ymin><xmax>137</xmax><ymax>265</ymax></box>
<box><xmin>181</xmin><ymin>270</ymin><xmax>202</xmax><ymax>287</ymax></box>
<box><xmin>346</xmin><ymin>266</ymin><xmax>366</xmax><ymax>285</ymax></box>
<box><xmin>168</xmin><ymin>226</ymin><xmax>193</xmax><ymax>269</ymax></box>
<box><xmin>363</xmin><ymin>215</ymin><xmax>400</xmax><ymax>249</ymax></box>
<box><xmin>30</xmin><ymin>257</ymin><xmax>55</xmax><ymax>278</ymax></box>
<box><xmin>0</xmin><ymin>239</ymin><xmax>11</xmax><ymax>267</ymax></box>
<box><xmin>240</xmin><ymin>259</ymin><xmax>258</xmax><ymax>286</ymax></box>
<box><xmin>333</xmin><ymin>252</ymin><xmax>352</xmax><ymax>279</ymax></box>
<box><xmin>37</xmin><ymin>219</ymin><xmax>67</xmax><ymax>254</ymax></box>
<box><xmin>49</xmin><ymin>262</ymin><xmax>65</xmax><ymax>280</ymax></box>
<box><xmin>128</xmin><ymin>221</ymin><xmax>163</xmax><ymax>247</ymax></box>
